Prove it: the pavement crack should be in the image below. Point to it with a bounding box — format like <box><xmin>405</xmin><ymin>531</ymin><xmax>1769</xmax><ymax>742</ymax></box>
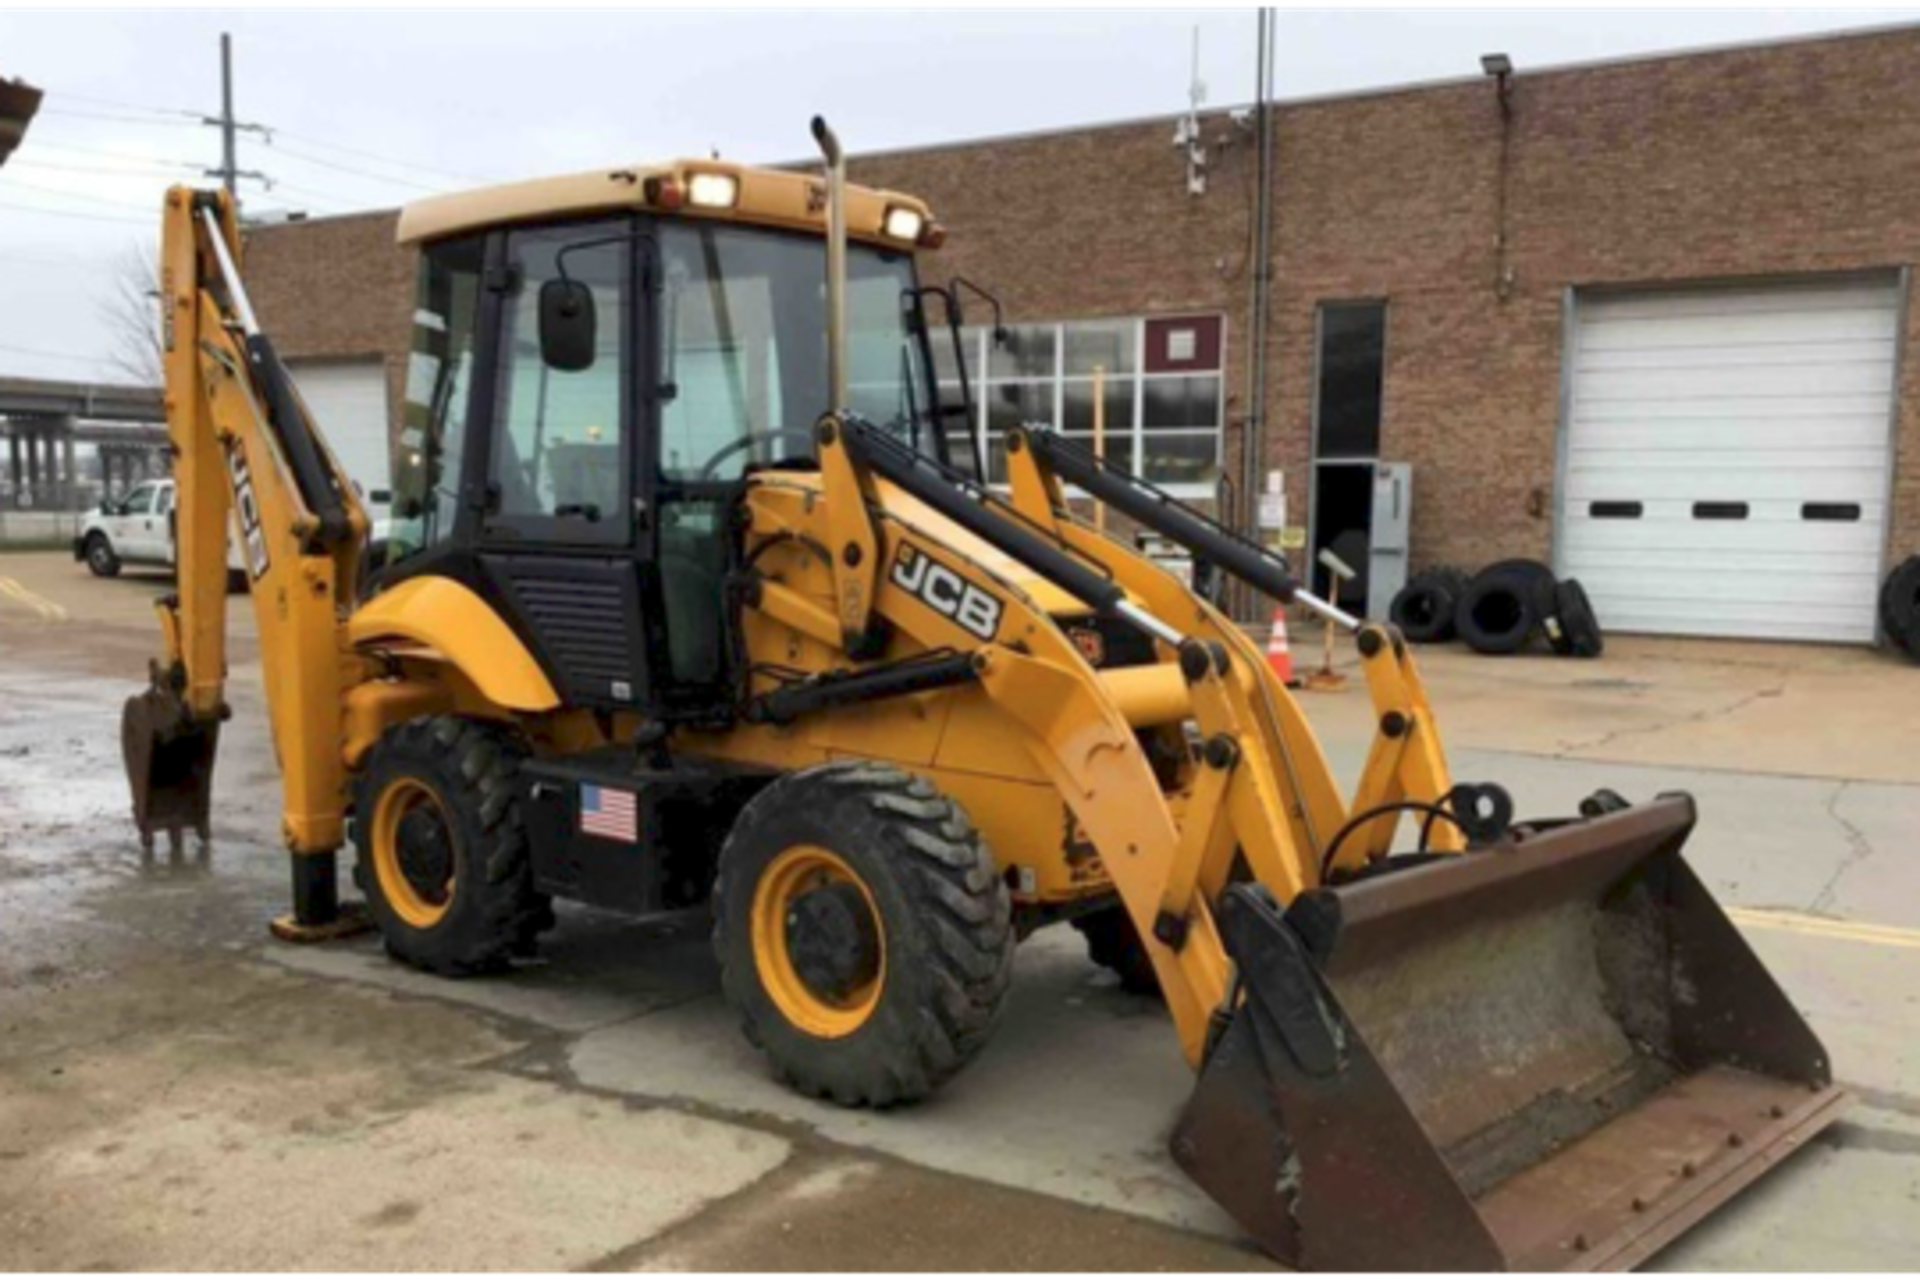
<box><xmin>1807</xmin><ymin>780</ymin><xmax>1874</xmax><ymax>914</ymax></box>
<box><xmin>1551</xmin><ymin>682</ymin><xmax>1786</xmax><ymax>758</ymax></box>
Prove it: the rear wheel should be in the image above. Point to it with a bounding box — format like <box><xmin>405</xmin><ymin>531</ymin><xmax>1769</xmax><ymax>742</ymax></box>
<box><xmin>83</xmin><ymin>533</ymin><xmax>120</xmax><ymax>578</ymax></box>
<box><xmin>352</xmin><ymin>717</ymin><xmax>551</xmax><ymax>975</ymax></box>
<box><xmin>713</xmin><ymin>761</ymin><xmax>1014</xmax><ymax>1106</ymax></box>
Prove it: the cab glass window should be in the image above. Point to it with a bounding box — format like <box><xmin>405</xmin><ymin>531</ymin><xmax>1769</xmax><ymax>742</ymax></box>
<box><xmin>655</xmin><ymin>223</ymin><xmax>931</xmax><ymax>483</ymax></box>
<box><xmin>391</xmin><ymin>234</ymin><xmax>484</xmax><ymax>562</ymax></box>
<box><xmin>487</xmin><ymin>219</ymin><xmax>630</xmax><ymax>543</ymax></box>
<box><xmin>123</xmin><ymin>484</ymin><xmax>156</xmax><ymax>515</ymax></box>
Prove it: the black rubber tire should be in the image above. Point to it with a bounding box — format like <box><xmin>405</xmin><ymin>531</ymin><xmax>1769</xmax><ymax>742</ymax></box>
<box><xmin>1426</xmin><ymin>565</ymin><xmax>1472</xmax><ymax>603</ymax></box>
<box><xmin>1881</xmin><ymin>556</ymin><xmax>1920</xmax><ymax>660</ymax></box>
<box><xmin>1555</xmin><ymin>578</ymin><xmax>1605</xmax><ymax>658</ymax></box>
<box><xmin>351</xmin><ymin>716</ymin><xmax>552</xmax><ymax>976</ymax></box>
<box><xmin>1478</xmin><ymin>558</ymin><xmax>1558</xmax><ymax>620</ymax></box>
<box><xmin>1071</xmin><ymin>905</ymin><xmax>1160</xmax><ymax>994</ymax></box>
<box><xmin>1390</xmin><ymin>575</ymin><xmax>1460</xmax><ymax>644</ymax></box>
<box><xmin>713</xmin><ymin>760</ymin><xmax>1014</xmax><ymax>1107</ymax></box>
<box><xmin>1456</xmin><ymin>574</ymin><xmax>1538</xmax><ymax>655</ymax></box>
<box><xmin>83</xmin><ymin>533</ymin><xmax>121</xmax><ymax>578</ymax></box>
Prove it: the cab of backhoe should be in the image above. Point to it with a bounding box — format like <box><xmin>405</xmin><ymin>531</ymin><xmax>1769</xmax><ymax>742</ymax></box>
<box><xmin>377</xmin><ymin>161</ymin><xmax>970</xmax><ymax>715</ymax></box>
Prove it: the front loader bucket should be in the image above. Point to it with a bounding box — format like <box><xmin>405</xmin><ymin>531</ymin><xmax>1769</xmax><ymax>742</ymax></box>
<box><xmin>122</xmin><ymin>684</ymin><xmax>219</xmax><ymax>849</ymax></box>
<box><xmin>1173</xmin><ymin>795</ymin><xmax>1847</xmax><ymax>1271</ymax></box>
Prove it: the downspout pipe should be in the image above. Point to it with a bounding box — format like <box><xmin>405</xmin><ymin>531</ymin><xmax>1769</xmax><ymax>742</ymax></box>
<box><xmin>1240</xmin><ymin>10</ymin><xmax>1278</xmax><ymax>620</ymax></box>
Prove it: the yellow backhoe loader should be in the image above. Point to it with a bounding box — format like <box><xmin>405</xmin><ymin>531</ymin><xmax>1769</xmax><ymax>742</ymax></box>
<box><xmin>122</xmin><ymin>119</ymin><xmax>1846</xmax><ymax>1270</ymax></box>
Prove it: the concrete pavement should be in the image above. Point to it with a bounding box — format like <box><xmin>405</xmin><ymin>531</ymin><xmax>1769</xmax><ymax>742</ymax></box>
<box><xmin>3</xmin><ymin>550</ymin><xmax>1918</xmax><ymax>1270</ymax></box>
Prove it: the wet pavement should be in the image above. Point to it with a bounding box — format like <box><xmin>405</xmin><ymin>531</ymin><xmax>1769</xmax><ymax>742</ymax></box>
<box><xmin>2</xmin><ymin>550</ymin><xmax>1918</xmax><ymax>1270</ymax></box>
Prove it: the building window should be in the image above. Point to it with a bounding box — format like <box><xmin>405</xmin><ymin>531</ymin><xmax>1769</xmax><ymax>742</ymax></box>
<box><xmin>939</xmin><ymin>314</ymin><xmax>1224</xmax><ymax>496</ymax></box>
<box><xmin>1313</xmin><ymin>302</ymin><xmax>1386</xmax><ymax>459</ymax></box>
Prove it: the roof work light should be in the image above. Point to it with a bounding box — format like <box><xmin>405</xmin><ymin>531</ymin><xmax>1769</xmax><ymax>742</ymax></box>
<box><xmin>685</xmin><ymin>171</ymin><xmax>740</xmax><ymax>209</ymax></box>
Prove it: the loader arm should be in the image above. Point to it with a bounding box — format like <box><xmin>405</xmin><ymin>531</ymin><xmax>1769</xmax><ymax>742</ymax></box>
<box><xmin>798</xmin><ymin>409</ymin><xmax>1843</xmax><ymax>1269</ymax></box>
<box><xmin>810</xmin><ymin>411</ymin><xmax>1470</xmax><ymax>1061</ymax></box>
<box><xmin>124</xmin><ymin>187</ymin><xmax>368</xmax><ymax>927</ymax></box>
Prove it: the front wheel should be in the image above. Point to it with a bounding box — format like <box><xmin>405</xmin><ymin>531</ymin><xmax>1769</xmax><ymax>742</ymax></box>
<box><xmin>351</xmin><ymin>717</ymin><xmax>551</xmax><ymax>975</ymax></box>
<box><xmin>83</xmin><ymin>533</ymin><xmax>120</xmax><ymax>578</ymax></box>
<box><xmin>713</xmin><ymin>761</ymin><xmax>1014</xmax><ymax>1107</ymax></box>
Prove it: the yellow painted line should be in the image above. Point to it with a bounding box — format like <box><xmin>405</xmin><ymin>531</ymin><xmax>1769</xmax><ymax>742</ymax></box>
<box><xmin>1726</xmin><ymin>905</ymin><xmax>1920</xmax><ymax>951</ymax></box>
<box><xmin>0</xmin><ymin>576</ymin><xmax>68</xmax><ymax>622</ymax></box>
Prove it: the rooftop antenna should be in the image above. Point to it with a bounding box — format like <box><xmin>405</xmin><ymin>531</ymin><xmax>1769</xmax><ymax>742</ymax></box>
<box><xmin>1172</xmin><ymin>25</ymin><xmax>1208</xmax><ymax>195</ymax></box>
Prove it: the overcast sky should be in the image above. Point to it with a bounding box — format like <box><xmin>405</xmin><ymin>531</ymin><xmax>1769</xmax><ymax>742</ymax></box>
<box><xmin>1</xmin><ymin>7</ymin><xmax>1912</xmax><ymax>385</ymax></box>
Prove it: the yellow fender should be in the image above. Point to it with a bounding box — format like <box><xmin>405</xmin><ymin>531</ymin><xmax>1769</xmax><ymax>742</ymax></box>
<box><xmin>346</xmin><ymin>576</ymin><xmax>560</xmax><ymax>712</ymax></box>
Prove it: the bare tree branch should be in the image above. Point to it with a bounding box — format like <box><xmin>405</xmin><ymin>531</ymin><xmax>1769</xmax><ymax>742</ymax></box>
<box><xmin>96</xmin><ymin>239</ymin><xmax>163</xmax><ymax>388</ymax></box>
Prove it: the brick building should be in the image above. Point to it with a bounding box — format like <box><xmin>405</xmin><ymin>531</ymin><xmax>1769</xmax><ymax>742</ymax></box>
<box><xmin>245</xmin><ymin>24</ymin><xmax>1920</xmax><ymax>644</ymax></box>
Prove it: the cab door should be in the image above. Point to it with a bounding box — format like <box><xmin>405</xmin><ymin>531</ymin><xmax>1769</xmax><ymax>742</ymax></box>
<box><xmin>471</xmin><ymin>218</ymin><xmax>652</xmax><ymax>711</ymax></box>
<box><xmin>115</xmin><ymin>482</ymin><xmax>162</xmax><ymax>562</ymax></box>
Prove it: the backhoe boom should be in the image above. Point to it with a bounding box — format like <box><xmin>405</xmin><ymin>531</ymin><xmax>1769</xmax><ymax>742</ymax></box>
<box><xmin>124</xmin><ymin>187</ymin><xmax>367</xmax><ymax>930</ymax></box>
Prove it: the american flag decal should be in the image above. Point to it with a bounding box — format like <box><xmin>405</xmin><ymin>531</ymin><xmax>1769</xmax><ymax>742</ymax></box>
<box><xmin>579</xmin><ymin>784</ymin><xmax>638</xmax><ymax>843</ymax></box>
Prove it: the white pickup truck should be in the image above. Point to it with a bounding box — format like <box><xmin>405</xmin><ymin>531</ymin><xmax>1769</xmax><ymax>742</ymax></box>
<box><xmin>73</xmin><ymin>479</ymin><xmax>242</xmax><ymax>578</ymax></box>
<box><xmin>74</xmin><ymin>478</ymin><xmax>389</xmax><ymax>580</ymax></box>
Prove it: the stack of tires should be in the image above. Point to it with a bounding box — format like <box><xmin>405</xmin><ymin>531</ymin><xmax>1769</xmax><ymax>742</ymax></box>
<box><xmin>1390</xmin><ymin>559</ymin><xmax>1603</xmax><ymax>658</ymax></box>
<box><xmin>1882</xmin><ymin>556</ymin><xmax>1920</xmax><ymax>663</ymax></box>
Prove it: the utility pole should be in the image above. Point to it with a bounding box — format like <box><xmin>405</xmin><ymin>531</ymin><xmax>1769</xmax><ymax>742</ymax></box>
<box><xmin>202</xmin><ymin>32</ymin><xmax>271</xmax><ymax>209</ymax></box>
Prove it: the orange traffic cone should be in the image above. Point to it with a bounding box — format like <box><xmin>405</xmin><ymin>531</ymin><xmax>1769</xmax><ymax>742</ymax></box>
<box><xmin>1266</xmin><ymin>606</ymin><xmax>1297</xmax><ymax>686</ymax></box>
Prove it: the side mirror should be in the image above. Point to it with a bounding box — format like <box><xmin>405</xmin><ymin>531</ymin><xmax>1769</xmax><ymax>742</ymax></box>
<box><xmin>538</xmin><ymin>278</ymin><xmax>597</xmax><ymax>372</ymax></box>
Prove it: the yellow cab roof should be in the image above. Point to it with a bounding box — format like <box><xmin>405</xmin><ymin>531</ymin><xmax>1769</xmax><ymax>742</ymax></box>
<box><xmin>395</xmin><ymin>158</ymin><xmax>936</xmax><ymax>248</ymax></box>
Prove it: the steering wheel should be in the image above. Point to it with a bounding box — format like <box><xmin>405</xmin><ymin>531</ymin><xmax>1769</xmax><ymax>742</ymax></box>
<box><xmin>696</xmin><ymin>428</ymin><xmax>818</xmax><ymax>480</ymax></box>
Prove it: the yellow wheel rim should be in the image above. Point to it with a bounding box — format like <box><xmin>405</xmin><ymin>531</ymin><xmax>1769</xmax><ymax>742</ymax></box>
<box><xmin>370</xmin><ymin>777</ymin><xmax>456</xmax><ymax>930</ymax></box>
<box><xmin>750</xmin><ymin>845</ymin><xmax>886</xmax><ymax>1039</ymax></box>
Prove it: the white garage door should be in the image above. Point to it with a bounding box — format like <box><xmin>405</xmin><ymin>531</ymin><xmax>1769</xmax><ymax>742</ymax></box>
<box><xmin>1559</xmin><ymin>277</ymin><xmax>1901</xmax><ymax>643</ymax></box>
<box><xmin>288</xmin><ymin>360</ymin><xmax>392</xmax><ymax>513</ymax></box>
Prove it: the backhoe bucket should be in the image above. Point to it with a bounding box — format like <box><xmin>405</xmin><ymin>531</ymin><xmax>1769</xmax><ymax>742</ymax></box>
<box><xmin>1173</xmin><ymin>795</ymin><xmax>1846</xmax><ymax>1271</ymax></box>
<box><xmin>122</xmin><ymin>684</ymin><xmax>219</xmax><ymax>849</ymax></box>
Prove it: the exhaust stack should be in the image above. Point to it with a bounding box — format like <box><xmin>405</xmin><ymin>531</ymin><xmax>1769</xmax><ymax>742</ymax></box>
<box><xmin>811</xmin><ymin>115</ymin><xmax>847</xmax><ymax>412</ymax></box>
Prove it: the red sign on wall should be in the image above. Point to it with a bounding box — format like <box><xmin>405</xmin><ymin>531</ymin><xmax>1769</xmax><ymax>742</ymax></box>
<box><xmin>1143</xmin><ymin>315</ymin><xmax>1222</xmax><ymax>374</ymax></box>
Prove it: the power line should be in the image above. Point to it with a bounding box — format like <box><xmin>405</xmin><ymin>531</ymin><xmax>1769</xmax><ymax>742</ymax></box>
<box><xmin>39</xmin><ymin>86</ymin><xmax>202</xmax><ymax>119</ymax></box>
<box><xmin>267</xmin><ymin>128</ymin><xmax>496</xmax><ymax>188</ymax></box>
<box><xmin>265</xmin><ymin>139</ymin><xmax>454</xmax><ymax>194</ymax></box>
<box><xmin>22</xmin><ymin>139</ymin><xmax>208</xmax><ymax>168</ymax></box>
<box><xmin>0</xmin><ymin>176</ymin><xmax>160</xmax><ymax>213</ymax></box>
<box><xmin>0</xmin><ymin>201</ymin><xmax>150</xmax><ymax>226</ymax></box>
<box><xmin>38</xmin><ymin>106</ymin><xmax>203</xmax><ymax>128</ymax></box>
<box><xmin>256</xmin><ymin>178</ymin><xmax>350</xmax><ymax>214</ymax></box>
<box><xmin>0</xmin><ymin>250</ymin><xmax>124</xmax><ymax>270</ymax></box>
<box><xmin>11</xmin><ymin>157</ymin><xmax>199</xmax><ymax>178</ymax></box>
<box><xmin>35</xmin><ymin>78</ymin><xmax>495</xmax><ymax>190</ymax></box>
<box><xmin>0</xmin><ymin>342</ymin><xmax>114</xmax><ymax>368</ymax></box>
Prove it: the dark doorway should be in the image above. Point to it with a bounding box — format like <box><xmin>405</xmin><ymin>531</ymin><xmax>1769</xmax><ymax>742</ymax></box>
<box><xmin>1309</xmin><ymin>301</ymin><xmax>1386</xmax><ymax>606</ymax></box>
<box><xmin>1311</xmin><ymin>463</ymin><xmax>1373</xmax><ymax>607</ymax></box>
